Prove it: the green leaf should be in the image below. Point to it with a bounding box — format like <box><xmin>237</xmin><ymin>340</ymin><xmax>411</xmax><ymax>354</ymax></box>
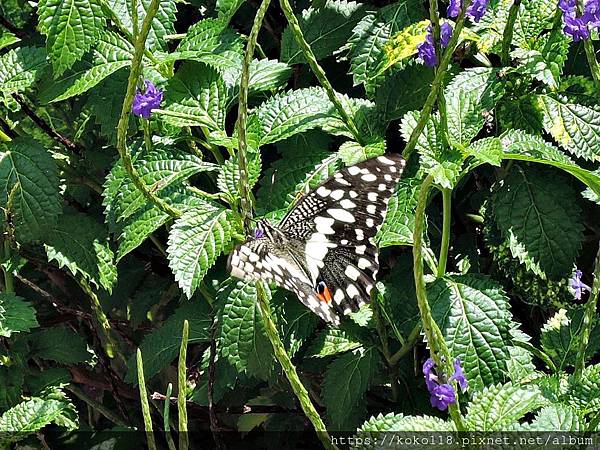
<box><xmin>0</xmin><ymin>29</ymin><xmax>20</xmax><ymax>51</ymax></box>
<box><xmin>512</xmin><ymin>33</ymin><xmax>570</xmax><ymax>89</ymax></box>
<box><xmin>322</xmin><ymin>347</ymin><xmax>380</xmax><ymax>429</ymax></box>
<box><xmin>38</xmin><ymin>0</ymin><xmax>106</xmax><ymax>75</ymax></box>
<box><xmin>0</xmin><ymin>293</ymin><xmax>38</xmax><ymax>337</ymax></box>
<box><xmin>0</xmin><ymin>367</ymin><xmax>24</xmax><ymax>411</ymax></box>
<box><xmin>377</xmin><ymin>176</ymin><xmax>420</xmax><ymax>248</ymax></box>
<box><xmin>167</xmin><ymin>205</ymin><xmax>233</xmax><ymax>298</ymax></box>
<box><xmin>465</xmin><ymin>382</ymin><xmax>543</xmax><ymax>431</ymax></box>
<box><xmin>106</xmin><ymin>0</ymin><xmax>175</xmax><ymax>51</ymax></box>
<box><xmin>568</xmin><ymin>364</ymin><xmax>600</xmax><ymax>414</ymax></box>
<box><xmin>429</xmin><ymin>274</ymin><xmax>512</xmax><ymax>391</ymax></box>
<box><xmin>217</xmin><ymin>279</ymin><xmax>274</xmax><ymax>379</ymax></box>
<box><xmin>338</xmin><ymin>140</ymin><xmax>385</xmax><ymax>166</ymax></box>
<box><xmin>347</xmin><ymin>0</ymin><xmax>426</xmax><ymax>86</ymax></box>
<box><xmin>126</xmin><ymin>300</ymin><xmax>212</xmax><ymax>383</ymax></box>
<box><xmin>272</xmin><ymin>290</ymin><xmax>320</xmax><ymax>357</ymax></box>
<box><xmin>526</xmin><ymin>405</ymin><xmax>586</xmax><ymax>431</ymax></box>
<box><xmin>45</xmin><ymin>211</ymin><xmax>117</xmax><ymax>292</ymax></box>
<box><xmin>281</xmin><ymin>0</ymin><xmax>368</xmax><ymax>64</ymax></box>
<box><xmin>465</xmin><ymin>137</ymin><xmax>504</xmax><ymax>168</ymax></box>
<box><xmin>0</xmin><ymin>46</ymin><xmax>47</xmax><ymax>96</ymax></box>
<box><xmin>492</xmin><ymin>164</ymin><xmax>584</xmax><ymax>279</ymax></box>
<box><xmin>216</xmin><ymin>0</ymin><xmax>244</xmax><ymax>21</ymax></box>
<box><xmin>49</xmin><ymin>31</ymin><xmax>133</xmax><ymax>102</ymax></box>
<box><xmin>536</xmin><ymin>94</ymin><xmax>600</xmax><ymax>161</ymax></box>
<box><xmin>0</xmin><ymin>388</ymin><xmax>78</xmax><ymax>439</ymax></box>
<box><xmin>0</xmin><ymin>137</ymin><xmax>61</xmax><ymax>243</ymax></box>
<box><xmin>217</xmin><ymin>153</ymin><xmax>261</xmax><ymax>200</ymax></box>
<box><xmin>445</xmin><ymin>68</ymin><xmax>501</xmax><ymax>146</ymax></box>
<box><xmin>305</xmin><ymin>328</ymin><xmax>361</xmax><ymax>357</ymax></box>
<box><xmin>29</xmin><ymin>327</ymin><xmax>91</xmax><ymax>363</ymax></box>
<box><xmin>160</xmin><ymin>62</ymin><xmax>228</xmax><ymax>130</ymax></box>
<box><xmin>86</xmin><ymin>68</ymin><xmax>128</xmax><ymax>144</ymax></box>
<box><xmin>356</xmin><ymin>412</ymin><xmax>454</xmax><ymax>435</ymax></box>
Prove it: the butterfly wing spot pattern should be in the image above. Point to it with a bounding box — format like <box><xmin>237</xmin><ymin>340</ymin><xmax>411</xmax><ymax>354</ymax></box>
<box><xmin>227</xmin><ymin>154</ymin><xmax>406</xmax><ymax>325</ymax></box>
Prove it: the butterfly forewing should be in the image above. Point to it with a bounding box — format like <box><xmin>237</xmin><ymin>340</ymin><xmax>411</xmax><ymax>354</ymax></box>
<box><xmin>227</xmin><ymin>154</ymin><xmax>405</xmax><ymax>324</ymax></box>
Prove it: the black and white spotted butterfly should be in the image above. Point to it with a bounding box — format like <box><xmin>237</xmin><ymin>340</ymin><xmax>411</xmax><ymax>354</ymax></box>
<box><xmin>227</xmin><ymin>154</ymin><xmax>405</xmax><ymax>325</ymax></box>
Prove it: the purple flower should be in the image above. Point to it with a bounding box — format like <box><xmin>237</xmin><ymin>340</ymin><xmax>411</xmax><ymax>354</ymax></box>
<box><xmin>559</xmin><ymin>0</ymin><xmax>577</xmax><ymax>15</ymax></box>
<box><xmin>571</xmin><ymin>269</ymin><xmax>591</xmax><ymax>300</ymax></box>
<box><xmin>417</xmin><ymin>32</ymin><xmax>437</xmax><ymax>67</ymax></box>
<box><xmin>430</xmin><ymin>384</ymin><xmax>456</xmax><ymax>411</ymax></box>
<box><xmin>584</xmin><ymin>0</ymin><xmax>600</xmax><ymax>28</ymax></box>
<box><xmin>559</xmin><ymin>0</ymin><xmax>591</xmax><ymax>41</ymax></box>
<box><xmin>440</xmin><ymin>22</ymin><xmax>454</xmax><ymax>47</ymax></box>
<box><xmin>564</xmin><ymin>15</ymin><xmax>591</xmax><ymax>40</ymax></box>
<box><xmin>423</xmin><ymin>358</ymin><xmax>438</xmax><ymax>390</ymax></box>
<box><xmin>132</xmin><ymin>80</ymin><xmax>163</xmax><ymax>119</ymax></box>
<box><xmin>450</xmin><ymin>358</ymin><xmax>468</xmax><ymax>391</ymax></box>
<box><xmin>467</xmin><ymin>0</ymin><xmax>490</xmax><ymax>22</ymax></box>
<box><xmin>447</xmin><ymin>0</ymin><xmax>461</xmax><ymax>17</ymax></box>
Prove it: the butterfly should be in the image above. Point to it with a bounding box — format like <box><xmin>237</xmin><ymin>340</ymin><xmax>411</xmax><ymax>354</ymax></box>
<box><xmin>227</xmin><ymin>154</ymin><xmax>405</xmax><ymax>325</ymax></box>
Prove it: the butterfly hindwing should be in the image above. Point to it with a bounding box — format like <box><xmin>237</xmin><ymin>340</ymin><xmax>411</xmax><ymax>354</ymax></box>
<box><xmin>228</xmin><ymin>154</ymin><xmax>405</xmax><ymax>324</ymax></box>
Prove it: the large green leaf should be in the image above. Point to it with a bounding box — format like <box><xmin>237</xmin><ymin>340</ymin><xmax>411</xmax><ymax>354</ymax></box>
<box><xmin>38</xmin><ymin>0</ymin><xmax>106</xmax><ymax>75</ymax></box>
<box><xmin>167</xmin><ymin>205</ymin><xmax>233</xmax><ymax>298</ymax></box>
<box><xmin>44</xmin><ymin>211</ymin><xmax>117</xmax><ymax>292</ymax></box>
<box><xmin>465</xmin><ymin>383</ymin><xmax>543</xmax><ymax>431</ymax></box>
<box><xmin>217</xmin><ymin>279</ymin><xmax>274</xmax><ymax>379</ymax></box>
<box><xmin>428</xmin><ymin>274</ymin><xmax>512</xmax><ymax>391</ymax></box>
<box><xmin>568</xmin><ymin>364</ymin><xmax>600</xmax><ymax>414</ymax></box>
<box><xmin>512</xmin><ymin>32</ymin><xmax>569</xmax><ymax>89</ymax></box>
<box><xmin>126</xmin><ymin>300</ymin><xmax>212</xmax><ymax>383</ymax></box>
<box><xmin>492</xmin><ymin>164</ymin><xmax>583</xmax><ymax>279</ymax></box>
<box><xmin>217</xmin><ymin>153</ymin><xmax>262</xmax><ymax>200</ymax></box>
<box><xmin>305</xmin><ymin>328</ymin><xmax>361</xmax><ymax>357</ymax></box>
<box><xmin>347</xmin><ymin>0</ymin><xmax>426</xmax><ymax>86</ymax></box>
<box><xmin>536</xmin><ymin>94</ymin><xmax>600</xmax><ymax>161</ymax></box>
<box><xmin>0</xmin><ymin>138</ymin><xmax>61</xmax><ymax>243</ymax></box>
<box><xmin>356</xmin><ymin>413</ymin><xmax>454</xmax><ymax>437</ymax></box>
<box><xmin>525</xmin><ymin>405</ymin><xmax>586</xmax><ymax>431</ymax></box>
<box><xmin>160</xmin><ymin>62</ymin><xmax>228</xmax><ymax>130</ymax></box>
<box><xmin>0</xmin><ymin>293</ymin><xmax>38</xmax><ymax>338</ymax></box>
<box><xmin>0</xmin><ymin>46</ymin><xmax>47</xmax><ymax>96</ymax></box>
<box><xmin>322</xmin><ymin>347</ymin><xmax>380</xmax><ymax>429</ymax></box>
<box><xmin>28</xmin><ymin>327</ymin><xmax>91</xmax><ymax>363</ymax></box>
<box><xmin>0</xmin><ymin>388</ymin><xmax>78</xmax><ymax>440</ymax></box>
<box><xmin>49</xmin><ymin>31</ymin><xmax>133</xmax><ymax>102</ymax></box>
<box><xmin>377</xmin><ymin>176</ymin><xmax>420</xmax><ymax>248</ymax></box>
<box><xmin>281</xmin><ymin>0</ymin><xmax>368</xmax><ymax>64</ymax></box>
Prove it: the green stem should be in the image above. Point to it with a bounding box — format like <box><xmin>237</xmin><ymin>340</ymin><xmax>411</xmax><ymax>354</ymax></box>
<box><xmin>413</xmin><ymin>174</ymin><xmax>465</xmax><ymax>431</ymax></box>
<box><xmin>116</xmin><ymin>0</ymin><xmax>181</xmax><ymax>219</ymax></box>
<box><xmin>178</xmin><ymin>320</ymin><xmax>189</xmax><ymax>450</ymax></box>
<box><xmin>2</xmin><ymin>239</ymin><xmax>13</xmax><ymax>293</ymax></box>
<box><xmin>389</xmin><ymin>323</ymin><xmax>422</xmax><ymax>365</ymax></box>
<box><xmin>402</xmin><ymin>0</ymin><xmax>472</xmax><ymax>161</ymax></box>
<box><xmin>256</xmin><ymin>284</ymin><xmax>338</xmax><ymax>450</ymax></box>
<box><xmin>0</xmin><ymin>128</ymin><xmax>11</xmax><ymax>142</ymax></box>
<box><xmin>574</xmin><ymin>244</ymin><xmax>600</xmax><ymax>380</ymax></box>
<box><xmin>137</xmin><ymin>349</ymin><xmax>158</xmax><ymax>450</ymax></box>
<box><xmin>513</xmin><ymin>340</ymin><xmax>557</xmax><ymax>373</ymax></box>
<box><xmin>67</xmin><ymin>385</ymin><xmax>128</xmax><ymax>427</ymax></box>
<box><xmin>501</xmin><ymin>0</ymin><xmax>521</xmax><ymax>65</ymax></box>
<box><xmin>583</xmin><ymin>40</ymin><xmax>600</xmax><ymax>93</ymax></box>
<box><xmin>437</xmin><ymin>188</ymin><xmax>452</xmax><ymax>278</ymax></box>
<box><xmin>428</xmin><ymin>0</ymin><xmax>448</xmax><ymax>146</ymax></box>
<box><xmin>279</xmin><ymin>0</ymin><xmax>362</xmax><ymax>143</ymax></box>
<box><xmin>163</xmin><ymin>383</ymin><xmax>177</xmax><ymax>450</ymax></box>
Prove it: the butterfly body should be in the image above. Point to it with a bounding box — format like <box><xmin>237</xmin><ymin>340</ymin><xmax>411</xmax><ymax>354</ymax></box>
<box><xmin>227</xmin><ymin>154</ymin><xmax>405</xmax><ymax>325</ymax></box>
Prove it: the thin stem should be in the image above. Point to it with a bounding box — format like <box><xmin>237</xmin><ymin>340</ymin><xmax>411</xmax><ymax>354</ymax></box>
<box><xmin>279</xmin><ymin>0</ymin><xmax>362</xmax><ymax>143</ymax></box>
<box><xmin>208</xmin><ymin>327</ymin><xmax>225</xmax><ymax>450</ymax></box>
<box><xmin>428</xmin><ymin>0</ymin><xmax>448</xmax><ymax>146</ymax></box>
<box><xmin>501</xmin><ymin>0</ymin><xmax>521</xmax><ymax>65</ymax></box>
<box><xmin>178</xmin><ymin>320</ymin><xmax>189</xmax><ymax>450</ymax></box>
<box><xmin>583</xmin><ymin>40</ymin><xmax>600</xmax><ymax>93</ymax></box>
<box><xmin>116</xmin><ymin>0</ymin><xmax>181</xmax><ymax>219</ymax></box>
<box><xmin>67</xmin><ymin>385</ymin><xmax>128</xmax><ymax>427</ymax></box>
<box><xmin>402</xmin><ymin>0</ymin><xmax>473</xmax><ymax>161</ymax></box>
<box><xmin>389</xmin><ymin>323</ymin><xmax>422</xmax><ymax>365</ymax></box>
<box><xmin>137</xmin><ymin>349</ymin><xmax>158</xmax><ymax>450</ymax></box>
<box><xmin>574</xmin><ymin>244</ymin><xmax>600</xmax><ymax>380</ymax></box>
<box><xmin>163</xmin><ymin>383</ymin><xmax>177</xmax><ymax>450</ymax></box>
<box><xmin>437</xmin><ymin>188</ymin><xmax>452</xmax><ymax>278</ymax></box>
<box><xmin>513</xmin><ymin>340</ymin><xmax>557</xmax><ymax>373</ymax></box>
<box><xmin>256</xmin><ymin>284</ymin><xmax>338</xmax><ymax>450</ymax></box>
<box><xmin>413</xmin><ymin>174</ymin><xmax>465</xmax><ymax>431</ymax></box>
<box><xmin>2</xmin><ymin>239</ymin><xmax>14</xmax><ymax>293</ymax></box>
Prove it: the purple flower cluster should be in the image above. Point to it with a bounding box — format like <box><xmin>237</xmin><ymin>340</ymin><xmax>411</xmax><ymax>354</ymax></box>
<box><xmin>447</xmin><ymin>0</ymin><xmax>490</xmax><ymax>22</ymax></box>
<box><xmin>417</xmin><ymin>23</ymin><xmax>454</xmax><ymax>67</ymax></box>
<box><xmin>559</xmin><ymin>0</ymin><xmax>600</xmax><ymax>41</ymax></box>
<box><xmin>571</xmin><ymin>269</ymin><xmax>591</xmax><ymax>300</ymax></box>
<box><xmin>132</xmin><ymin>80</ymin><xmax>163</xmax><ymax>119</ymax></box>
<box><xmin>423</xmin><ymin>358</ymin><xmax>468</xmax><ymax>411</ymax></box>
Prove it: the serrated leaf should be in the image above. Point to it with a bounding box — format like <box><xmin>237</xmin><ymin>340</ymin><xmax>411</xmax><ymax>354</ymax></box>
<box><xmin>217</xmin><ymin>153</ymin><xmax>261</xmax><ymax>200</ymax></box>
<box><xmin>513</xmin><ymin>33</ymin><xmax>569</xmax><ymax>89</ymax></box>
<box><xmin>347</xmin><ymin>0</ymin><xmax>426</xmax><ymax>86</ymax></box>
<box><xmin>357</xmin><ymin>413</ymin><xmax>454</xmax><ymax>436</ymax></box>
<box><xmin>0</xmin><ymin>46</ymin><xmax>47</xmax><ymax>95</ymax></box>
<box><xmin>29</xmin><ymin>327</ymin><xmax>91</xmax><ymax>363</ymax></box>
<box><xmin>377</xmin><ymin>177</ymin><xmax>420</xmax><ymax>248</ymax></box>
<box><xmin>126</xmin><ymin>300</ymin><xmax>212</xmax><ymax>383</ymax></box>
<box><xmin>492</xmin><ymin>164</ymin><xmax>584</xmax><ymax>279</ymax></box>
<box><xmin>0</xmin><ymin>388</ymin><xmax>78</xmax><ymax>439</ymax></box>
<box><xmin>537</xmin><ymin>94</ymin><xmax>600</xmax><ymax>161</ymax></box>
<box><xmin>106</xmin><ymin>0</ymin><xmax>175</xmax><ymax>51</ymax></box>
<box><xmin>281</xmin><ymin>0</ymin><xmax>368</xmax><ymax>64</ymax></box>
<box><xmin>216</xmin><ymin>0</ymin><xmax>244</xmax><ymax>21</ymax></box>
<box><xmin>429</xmin><ymin>274</ymin><xmax>512</xmax><ymax>391</ymax></box>
<box><xmin>322</xmin><ymin>347</ymin><xmax>380</xmax><ymax>429</ymax></box>
<box><xmin>167</xmin><ymin>206</ymin><xmax>233</xmax><ymax>298</ymax></box>
<box><xmin>445</xmin><ymin>68</ymin><xmax>501</xmax><ymax>146</ymax></box>
<box><xmin>217</xmin><ymin>279</ymin><xmax>274</xmax><ymax>379</ymax></box>
<box><xmin>526</xmin><ymin>405</ymin><xmax>586</xmax><ymax>431</ymax></box>
<box><xmin>465</xmin><ymin>137</ymin><xmax>504</xmax><ymax>168</ymax></box>
<box><xmin>338</xmin><ymin>140</ymin><xmax>385</xmax><ymax>166</ymax></box>
<box><xmin>465</xmin><ymin>383</ymin><xmax>543</xmax><ymax>431</ymax></box>
<box><xmin>160</xmin><ymin>62</ymin><xmax>228</xmax><ymax>130</ymax></box>
<box><xmin>568</xmin><ymin>364</ymin><xmax>600</xmax><ymax>414</ymax></box>
<box><xmin>306</xmin><ymin>328</ymin><xmax>361</xmax><ymax>357</ymax></box>
<box><xmin>45</xmin><ymin>211</ymin><xmax>117</xmax><ymax>292</ymax></box>
<box><xmin>86</xmin><ymin>68</ymin><xmax>128</xmax><ymax>144</ymax></box>
<box><xmin>0</xmin><ymin>293</ymin><xmax>38</xmax><ymax>338</ymax></box>
<box><xmin>38</xmin><ymin>0</ymin><xmax>105</xmax><ymax>75</ymax></box>
<box><xmin>49</xmin><ymin>31</ymin><xmax>133</xmax><ymax>102</ymax></box>
<box><xmin>0</xmin><ymin>137</ymin><xmax>61</xmax><ymax>243</ymax></box>
<box><xmin>0</xmin><ymin>29</ymin><xmax>20</xmax><ymax>51</ymax></box>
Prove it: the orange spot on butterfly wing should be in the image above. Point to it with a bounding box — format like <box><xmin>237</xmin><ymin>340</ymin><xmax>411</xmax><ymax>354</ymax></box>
<box><xmin>317</xmin><ymin>285</ymin><xmax>333</xmax><ymax>304</ymax></box>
